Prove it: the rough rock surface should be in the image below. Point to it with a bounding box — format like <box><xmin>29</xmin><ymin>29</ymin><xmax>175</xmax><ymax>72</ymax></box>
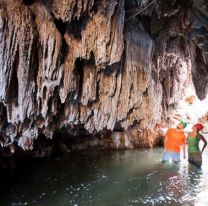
<box><xmin>0</xmin><ymin>0</ymin><xmax>208</xmax><ymax>153</ymax></box>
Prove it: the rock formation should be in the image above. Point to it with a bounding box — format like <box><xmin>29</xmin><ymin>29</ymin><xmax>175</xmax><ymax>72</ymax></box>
<box><xmin>0</xmin><ymin>0</ymin><xmax>208</xmax><ymax>153</ymax></box>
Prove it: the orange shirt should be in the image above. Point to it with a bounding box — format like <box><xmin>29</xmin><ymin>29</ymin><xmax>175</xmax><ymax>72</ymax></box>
<box><xmin>164</xmin><ymin>128</ymin><xmax>186</xmax><ymax>153</ymax></box>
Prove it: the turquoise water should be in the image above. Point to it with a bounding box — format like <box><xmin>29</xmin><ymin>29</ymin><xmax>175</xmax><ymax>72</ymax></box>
<box><xmin>1</xmin><ymin>148</ymin><xmax>208</xmax><ymax>206</ymax></box>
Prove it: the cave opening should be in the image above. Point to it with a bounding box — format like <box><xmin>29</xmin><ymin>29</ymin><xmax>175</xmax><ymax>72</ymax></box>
<box><xmin>22</xmin><ymin>0</ymin><xmax>35</xmax><ymax>6</ymax></box>
<box><xmin>90</xmin><ymin>0</ymin><xmax>101</xmax><ymax>15</ymax></box>
<box><xmin>52</xmin><ymin>125</ymin><xmax>100</xmax><ymax>155</ymax></box>
<box><xmin>66</xmin><ymin>12</ymin><xmax>89</xmax><ymax>40</ymax></box>
<box><xmin>43</xmin><ymin>86</ymin><xmax>47</xmax><ymax>100</ymax></box>
<box><xmin>32</xmin><ymin>133</ymin><xmax>55</xmax><ymax>157</ymax></box>
<box><xmin>7</xmin><ymin>49</ymin><xmax>19</xmax><ymax>107</ymax></box>
<box><xmin>59</xmin><ymin>37</ymin><xmax>69</xmax><ymax>67</ymax></box>
<box><xmin>138</xmin><ymin>15</ymin><xmax>151</xmax><ymax>35</ymax></box>
<box><xmin>54</xmin><ymin>19</ymin><xmax>67</xmax><ymax>35</ymax></box>
<box><xmin>67</xmin><ymin>19</ymin><xmax>82</xmax><ymax>40</ymax></box>
<box><xmin>74</xmin><ymin>52</ymin><xmax>96</xmax><ymax>102</ymax></box>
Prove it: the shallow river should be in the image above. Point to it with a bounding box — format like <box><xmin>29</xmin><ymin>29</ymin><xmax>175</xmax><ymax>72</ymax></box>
<box><xmin>1</xmin><ymin>148</ymin><xmax>208</xmax><ymax>206</ymax></box>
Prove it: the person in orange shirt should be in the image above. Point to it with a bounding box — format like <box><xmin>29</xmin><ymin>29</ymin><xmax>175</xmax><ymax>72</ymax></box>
<box><xmin>161</xmin><ymin>121</ymin><xmax>187</xmax><ymax>162</ymax></box>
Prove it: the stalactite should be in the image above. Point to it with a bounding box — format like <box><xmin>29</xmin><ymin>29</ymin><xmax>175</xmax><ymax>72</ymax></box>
<box><xmin>0</xmin><ymin>0</ymin><xmax>208</xmax><ymax>153</ymax></box>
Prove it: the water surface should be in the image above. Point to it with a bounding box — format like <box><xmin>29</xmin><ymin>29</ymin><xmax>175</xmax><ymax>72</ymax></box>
<box><xmin>1</xmin><ymin>148</ymin><xmax>208</xmax><ymax>206</ymax></box>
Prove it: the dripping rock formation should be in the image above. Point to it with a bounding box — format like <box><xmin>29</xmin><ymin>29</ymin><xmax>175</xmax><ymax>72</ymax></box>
<box><xmin>0</xmin><ymin>0</ymin><xmax>208</xmax><ymax>155</ymax></box>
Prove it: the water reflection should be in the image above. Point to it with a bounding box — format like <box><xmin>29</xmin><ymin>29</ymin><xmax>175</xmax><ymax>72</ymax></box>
<box><xmin>0</xmin><ymin>148</ymin><xmax>208</xmax><ymax>206</ymax></box>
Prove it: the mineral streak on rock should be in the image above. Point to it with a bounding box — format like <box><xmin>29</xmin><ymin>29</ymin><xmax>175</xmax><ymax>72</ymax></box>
<box><xmin>0</xmin><ymin>0</ymin><xmax>208</xmax><ymax>152</ymax></box>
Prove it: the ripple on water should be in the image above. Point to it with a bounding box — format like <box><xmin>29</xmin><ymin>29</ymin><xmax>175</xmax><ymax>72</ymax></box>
<box><xmin>1</xmin><ymin>148</ymin><xmax>208</xmax><ymax>206</ymax></box>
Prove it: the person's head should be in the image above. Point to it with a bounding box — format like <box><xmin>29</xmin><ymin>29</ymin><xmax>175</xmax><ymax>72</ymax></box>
<box><xmin>177</xmin><ymin>121</ymin><xmax>187</xmax><ymax>130</ymax></box>
<box><xmin>193</xmin><ymin>123</ymin><xmax>203</xmax><ymax>132</ymax></box>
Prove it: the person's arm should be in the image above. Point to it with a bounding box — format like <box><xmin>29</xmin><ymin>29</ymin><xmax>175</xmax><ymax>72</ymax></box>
<box><xmin>163</xmin><ymin>129</ymin><xmax>170</xmax><ymax>149</ymax></box>
<box><xmin>182</xmin><ymin>143</ymin><xmax>186</xmax><ymax>159</ymax></box>
<box><xmin>182</xmin><ymin>133</ymin><xmax>188</xmax><ymax>159</ymax></box>
<box><xmin>198</xmin><ymin>134</ymin><xmax>207</xmax><ymax>153</ymax></box>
